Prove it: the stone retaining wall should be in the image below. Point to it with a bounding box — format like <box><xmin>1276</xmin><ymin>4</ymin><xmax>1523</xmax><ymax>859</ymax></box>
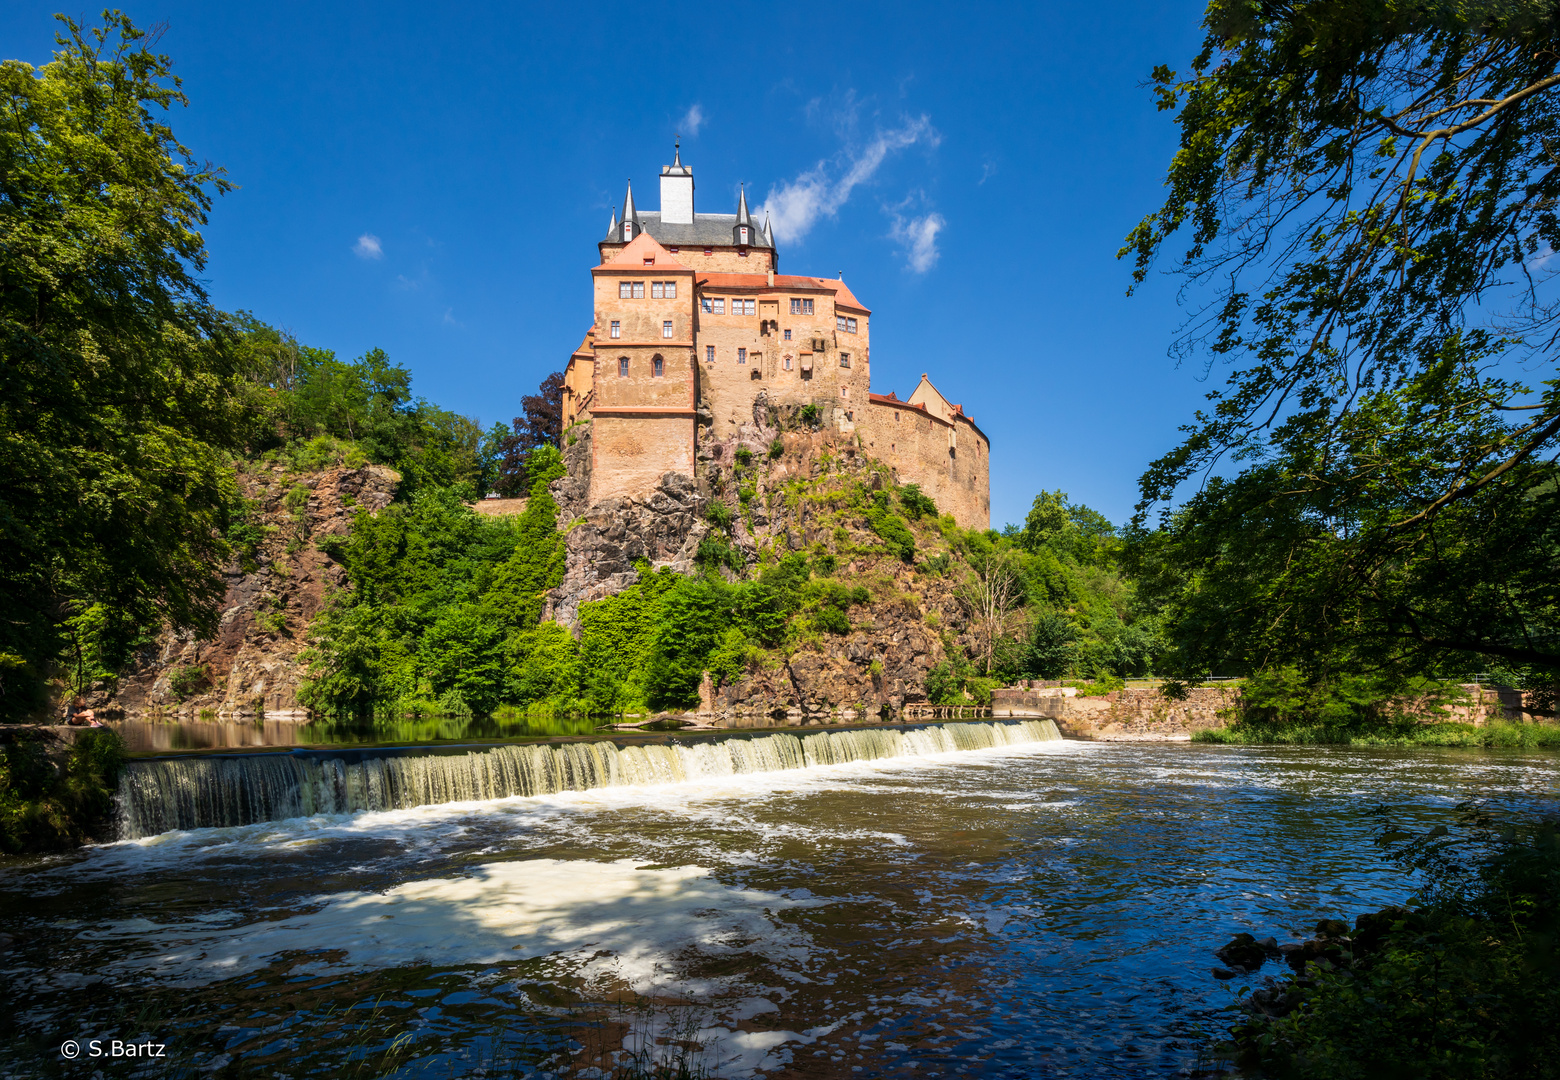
<box><xmin>992</xmin><ymin>687</ymin><xmax>1237</xmax><ymax>740</ymax></box>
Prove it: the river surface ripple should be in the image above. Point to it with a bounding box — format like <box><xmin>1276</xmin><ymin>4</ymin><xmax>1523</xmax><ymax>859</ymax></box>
<box><xmin>2</xmin><ymin>739</ymin><xmax>1557</xmax><ymax>1079</ymax></box>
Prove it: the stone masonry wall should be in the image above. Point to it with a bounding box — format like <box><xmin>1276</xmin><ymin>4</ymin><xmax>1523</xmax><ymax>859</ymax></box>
<box><xmin>859</xmin><ymin>400</ymin><xmax>991</xmax><ymax>531</ymax></box>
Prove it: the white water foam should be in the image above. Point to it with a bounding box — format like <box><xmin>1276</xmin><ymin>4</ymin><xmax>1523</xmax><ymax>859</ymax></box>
<box><xmin>79</xmin><ymin>858</ymin><xmax>819</xmax><ymax>992</ymax></box>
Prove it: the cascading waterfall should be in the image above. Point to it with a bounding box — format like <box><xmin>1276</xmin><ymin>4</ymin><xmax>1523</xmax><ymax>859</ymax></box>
<box><xmin>116</xmin><ymin>719</ymin><xmax>1061</xmax><ymax>839</ymax></box>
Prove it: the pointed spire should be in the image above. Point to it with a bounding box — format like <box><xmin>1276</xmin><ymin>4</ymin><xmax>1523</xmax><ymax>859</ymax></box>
<box><xmin>620</xmin><ymin>180</ymin><xmax>639</xmax><ymax>242</ymax></box>
<box><xmin>762</xmin><ymin>212</ymin><xmax>773</xmax><ymax>247</ymax></box>
<box><xmin>732</xmin><ymin>184</ymin><xmax>753</xmax><ymax>246</ymax></box>
<box><xmin>608</xmin><ymin>206</ymin><xmax>618</xmax><ymax>235</ymax></box>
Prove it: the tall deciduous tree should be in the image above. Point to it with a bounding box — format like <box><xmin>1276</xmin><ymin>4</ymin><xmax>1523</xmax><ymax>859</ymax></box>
<box><xmin>1126</xmin><ymin>0</ymin><xmax>1560</xmax><ymax>694</ymax></box>
<box><xmin>0</xmin><ymin>14</ymin><xmax>246</xmax><ymax>718</ymax></box>
<box><xmin>494</xmin><ymin>372</ymin><xmax>565</xmax><ymax>496</ymax></box>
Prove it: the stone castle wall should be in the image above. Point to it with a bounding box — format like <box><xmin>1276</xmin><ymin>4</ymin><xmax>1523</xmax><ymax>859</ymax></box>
<box><xmin>859</xmin><ymin>398</ymin><xmax>991</xmax><ymax>531</ymax></box>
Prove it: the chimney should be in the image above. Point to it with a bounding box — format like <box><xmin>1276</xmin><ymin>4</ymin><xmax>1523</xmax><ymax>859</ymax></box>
<box><xmin>767</xmin><ymin>269</ymin><xmax>775</xmax><ymax>287</ymax></box>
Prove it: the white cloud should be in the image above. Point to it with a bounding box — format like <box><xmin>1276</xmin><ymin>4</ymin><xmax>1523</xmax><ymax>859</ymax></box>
<box><xmin>353</xmin><ymin>233</ymin><xmax>383</xmax><ymax>259</ymax></box>
<box><xmin>891</xmin><ymin>212</ymin><xmax>946</xmax><ymax>273</ymax></box>
<box><xmin>758</xmin><ymin>115</ymin><xmax>939</xmax><ymax>244</ymax></box>
<box><xmin>679</xmin><ymin>103</ymin><xmax>706</xmax><ymax>137</ymax></box>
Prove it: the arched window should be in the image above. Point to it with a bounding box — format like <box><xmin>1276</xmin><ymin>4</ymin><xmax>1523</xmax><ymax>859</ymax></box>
<box><xmin>652</xmin><ymin>355</ymin><xmax>664</xmax><ymax>377</ymax></box>
<box><xmin>618</xmin><ymin>357</ymin><xmax>629</xmax><ymax>378</ymax></box>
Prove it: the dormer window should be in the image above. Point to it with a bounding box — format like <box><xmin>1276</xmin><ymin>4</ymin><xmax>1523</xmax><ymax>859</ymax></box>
<box><xmin>622</xmin><ymin>222</ymin><xmax>632</xmax><ymax>241</ymax></box>
<box><xmin>739</xmin><ymin>226</ymin><xmax>749</xmax><ymax>243</ymax></box>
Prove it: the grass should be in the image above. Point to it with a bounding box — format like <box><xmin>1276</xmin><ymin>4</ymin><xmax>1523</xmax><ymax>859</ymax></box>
<box><xmin>1193</xmin><ymin>720</ymin><xmax>1560</xmax><ymax>748</ymax></box>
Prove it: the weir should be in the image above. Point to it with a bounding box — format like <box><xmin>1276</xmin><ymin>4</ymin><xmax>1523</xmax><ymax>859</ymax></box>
<box><xmin>116</xmin><ymin>719</ymin><xmax>1061</xmax><ymax>839</ymax></box>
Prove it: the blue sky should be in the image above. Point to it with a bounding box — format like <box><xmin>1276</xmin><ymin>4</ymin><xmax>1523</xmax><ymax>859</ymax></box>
<box><xmin>2</xmin><ymin>2</ymin><xmax>1213</xmax><ymax>529</ymax></box>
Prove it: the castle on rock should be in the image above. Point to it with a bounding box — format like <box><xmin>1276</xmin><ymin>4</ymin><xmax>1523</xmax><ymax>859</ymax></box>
<box><xmin>561</xmin><ymin>144</ymin><xmax>991</xmax><ymax>529</ymax></box>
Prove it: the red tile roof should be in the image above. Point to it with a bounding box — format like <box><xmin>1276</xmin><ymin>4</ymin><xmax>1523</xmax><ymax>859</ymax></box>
<box><xmin>592</xmin><ymin>231</ymin><xmax>693</xmax><ymax>273</ymax></box>
<box><xmin>696</xmin><ymin>273</ymin><xmax>870</xmax><ymax>313</ymax></box>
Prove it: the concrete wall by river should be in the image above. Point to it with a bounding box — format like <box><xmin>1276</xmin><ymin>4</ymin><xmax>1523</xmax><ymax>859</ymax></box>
<box><xmin>991</xmin><ymin>683</ymin><xmax>1540</xmax><ymax>741</ymax></box>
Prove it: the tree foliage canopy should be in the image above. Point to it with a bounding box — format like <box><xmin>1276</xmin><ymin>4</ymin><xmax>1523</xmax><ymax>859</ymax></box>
<box><xmin>0</xmin><ymin>14</ymin><xmax>247</xmax><ymax>718</ymax></box>
<box><xmin>1125</xmin><ymin>0</ymin><xmax>1560</xmax><ymax>689</ymax></box>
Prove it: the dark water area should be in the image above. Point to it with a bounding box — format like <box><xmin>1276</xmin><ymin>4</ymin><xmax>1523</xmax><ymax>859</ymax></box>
<box><xmin>1</xmin><ymin>736</ymin><xmax>1557</xmax><ymax>1078</ymax></box>
<box><xmin>106</xmin><ymin>713</ymin><xmax>606</xmax><ymax>755</ymax></box>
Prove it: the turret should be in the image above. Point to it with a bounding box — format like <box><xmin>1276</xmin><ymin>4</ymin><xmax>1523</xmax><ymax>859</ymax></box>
<box><xmin>733</xmin><ymin>184</ymin><xmax>753</xmax><ymax>246</ymax></box>
<box><xmin>617</xmin><ymin>180</ymin><xmax>641</xmax><ymax>243</ymax></box>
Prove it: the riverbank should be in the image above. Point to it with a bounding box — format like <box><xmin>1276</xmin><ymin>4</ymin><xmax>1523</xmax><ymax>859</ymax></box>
<box><xmin>1193</xmin><ymin>720</ymin><xmax>1560</xmax><ymax>748</ymax></box>
<box><xmin>1209</xmin><ymin>810</ymin><xmax>1559</xmax><ymax>1078</ymax></box>
<box><xmin>0</xmin><ymin>728</ymin><xmax>125</xmax><ymax>854</ymax></box>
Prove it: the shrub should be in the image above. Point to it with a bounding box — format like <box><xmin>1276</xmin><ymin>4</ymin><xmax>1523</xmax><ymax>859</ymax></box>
<box><xmin>705</xmin><ymin>500</ymin><xmax>734</xmax><ymax>531</ymax></box>
<box><xmin>1217</xmin><ymin>808</ymin><xmax>1560</xmax><ymax>1078</ymax></box>
<box><xmin>814</xmin><ymin>604</ymin><xmax>850</xmax><ymax>634</ymax></box>
<box><xmin>0</xmin><ymin>730</ymin><xmax>126</xmax><ymax>853</ymax></box>
<box><xmin>899</xmin><ymin>483</ymin><xmax>938</xmax><ymax>519</ymax></box>
<box><xmin>168</xmin><ymin>663</ymin><xmax>210</xmax><ymax>700</ymax></box>
<box><xmin>865</xmin><ymin>491</ymin><xmax>916</xmax><ymax>562</ymax></box>
<box><xmin>735</xmin><ymin>445</ymin><xmax>753</xmax><ymax>467</ymax></box>
<box><xmin>768</xmin><ymin>439</ymin><xmax>784</xmax><ymax>460</ymax></box>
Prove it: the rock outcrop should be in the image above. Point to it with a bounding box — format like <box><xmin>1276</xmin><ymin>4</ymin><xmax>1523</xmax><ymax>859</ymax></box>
<box><xmin>549</xmin><ymin>409</ymin><xmax>972</xmax><ymax>716</ymax></box>
<box><xmin>91</xmin><ymin>461</ymin><xmax>398</xmax><ymax>718</ymax></box>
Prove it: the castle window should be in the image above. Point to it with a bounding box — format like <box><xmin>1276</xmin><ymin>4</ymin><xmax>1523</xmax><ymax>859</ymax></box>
<box><xmin>643</xmin><ymin>258</ymin><xmax>653</xmax><ymax>266</ymax></box>
<box><xmin>837</xmin><ymin>315</ymin><xmax>847</xmax><ymax>332</ymax></box>
<box><xmin>837</xmin><ymin>315</ymin><xmax>858</xmax><ymax>333</ymax></box>
<box><xmin>662</xmin><ymin>321</ymin><xmax>673</xmax><ymax>339</ymax></box>
<box><xmin>652</xmin><ymin>282</ymin><xmax>664</xmax><ymax>299</ymax></box>
<box><xmin>618</xmin><ymin>357</ymin><xmax>629</xmax><ymax>377</ymax></box>
<box><xmin>847</xmin><ymin>317</ymin><xmax>858</xmax><ymax>333</ymax></box>
<box><xmin>840</xmin><ymin>352</ymin><xmax>850</xmax><ymax>368</ymax></box>
<box><xmin>735</xmin><ymin>298</ymin><xmax>755</xmax><ymax>315</ymax></box>
<box><xmin>610</xmin><ymin>320</ymin><xmax>620</xmax><ymax>339</ymax></box>
<box><xmin>619</xmin><ymin>281</ymin><xmax>645</xmax><ymax>299</ymax></box>
<box><xmin>739</xmin><ymin>248</ymin><xmax>748</xmax><ymax>257</ymax></box>
<box><xmin>737</xmin><ymin>348</ymin><xmax>747</xmax><ymax>364</ymax></box>
<box><xmin>622</xmin><ymin>222</ymin><xmax>632</xmax><ymax>241</ymax></box>
<box><xmin>784</xmin><ymin>356</ymin><xmax>792</xmax><ymax>370</ymax></box>
<box><xmin>668</xmin><ymin>246</ymin><xmax>679</xmax><ymax>254</ymax></box>
<box><xmin>651</xmin><ymin>281</ymin><xmax>678</xmax><ymax>299</ymax></box>
<box><xmin>790</xmin><ymin>298</ymin><xmax>814</xmax><ymax>315</ymax></box>
<box><xmin>704</xmin><ymin>247</ymin><xmax>712</xmax><ymax>256</ymax></box>
<box><xmin>700</xmin><ymin>297</ymin><xmax>725</xmax><ymax>315</ymax></box>
<box><xmin>653</xmin><ymin>356</ymin><xmax>664</xmax><ymax>377</ymax></box>
<box><xmin>706</xmin><ymin>345</ymin><xmax>715</xmax><ymax>363</ymax></box>
<box><xmin>784</xmin><ymin>329</ymin><xmax>791</xmax><ymax>340</ymax></box>
<box><xmin>739</xmin><ymin>226</ymin><xmax>749</xmax><ymax>243</ymax></box>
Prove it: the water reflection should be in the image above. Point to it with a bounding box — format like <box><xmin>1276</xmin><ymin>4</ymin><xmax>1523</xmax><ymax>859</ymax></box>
<box><xmin>108</xmin><ymin>712</ymin><xmax>604</xmax><ymax>754</ymax></box>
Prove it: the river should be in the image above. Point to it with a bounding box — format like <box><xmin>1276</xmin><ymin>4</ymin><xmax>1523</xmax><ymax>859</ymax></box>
<box><xmin>1</xmin><ymin>725</ymin><xmax>1556</xmax><ymax>1078</ymax></box>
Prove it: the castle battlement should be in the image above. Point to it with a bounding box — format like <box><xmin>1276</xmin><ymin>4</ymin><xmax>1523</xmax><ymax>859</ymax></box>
<box><xmin>559</xmin><ymin>145</ymin><xmax>991</xmax><ymax>529</ymax></box>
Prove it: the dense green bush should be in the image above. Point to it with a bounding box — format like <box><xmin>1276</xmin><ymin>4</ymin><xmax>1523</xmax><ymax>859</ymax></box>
<box><xmin>1218</xmin><ymin>808</ymin><xmax>1560</xmax><ymax>1079</ymax></box>
<box><xmin>0</xmin><ymin>730</ymin><xmax>126</xmax><ymax>853</ymax></box>
<box><xmin>865</xmin><ymin>490</ymin><xmax>917</xmax><ymax>562</ymax></box>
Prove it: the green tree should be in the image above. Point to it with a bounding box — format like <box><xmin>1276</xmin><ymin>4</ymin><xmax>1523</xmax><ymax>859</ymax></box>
<box><xmin>1125</xmin><ymin>1</ymin><xmax>1560</xmax><ymax>693</ymax></box>
<box><xmin>0</xmin><ymin>14</ymin><xmax>249</xmax><ymax>719</ymax></box>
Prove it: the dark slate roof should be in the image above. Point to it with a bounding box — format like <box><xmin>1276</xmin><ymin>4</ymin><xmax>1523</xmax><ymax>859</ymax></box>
<box><xmin>602</xmin><ymin>211</ymin><xmax>775</xmax><ymax>250</ymax></box>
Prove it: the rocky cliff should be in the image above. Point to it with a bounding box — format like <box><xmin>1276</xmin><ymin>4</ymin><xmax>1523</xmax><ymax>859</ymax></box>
<box><xmin>550</xmin><ymin>398</ymin><xmax>976</xmax><ymax>719</ymax></box>
<box><xmin>90</xmin><ymin>461</ymin><xmax>398</xmax><ymax>718</ymax></box>
<box><xmin>93</xmin><ymin>399</ymin><xmax>982</xmax><ymax>718</ymax></box>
